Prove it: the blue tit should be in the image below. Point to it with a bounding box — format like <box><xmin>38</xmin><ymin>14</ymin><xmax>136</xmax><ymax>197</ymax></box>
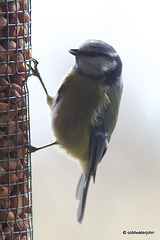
<box><xmin>29</xmin><ymin>39</ymin><xmax>123</xmax><ymax>223</ymax></box>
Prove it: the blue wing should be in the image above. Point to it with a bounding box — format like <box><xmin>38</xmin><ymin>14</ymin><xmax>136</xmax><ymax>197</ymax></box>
<box><xmin>76</xmin><ymin>109</ymin><xmax>109</xmax><ymax>223</ymax></box>
<box><xmin>76</xmin><ymin>79</ymin><xmax>123</xmax><ymax>223</ymax></box>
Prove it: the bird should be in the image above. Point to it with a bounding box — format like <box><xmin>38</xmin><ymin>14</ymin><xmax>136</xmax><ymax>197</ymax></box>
<box><xmin>28</xmin><ymin>39</ymin><xmax>123</xmax><ymax>223</ymax></box>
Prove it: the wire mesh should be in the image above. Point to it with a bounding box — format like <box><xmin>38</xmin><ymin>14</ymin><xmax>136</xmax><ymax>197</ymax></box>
<box><xmin>0</xmin><ymin>0</ymin><xmax>32</xmax><ymax>239</ymax></box>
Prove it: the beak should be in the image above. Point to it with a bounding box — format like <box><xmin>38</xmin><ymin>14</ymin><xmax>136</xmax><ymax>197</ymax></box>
<box><xmin>69</xmin><ymin>49</ymin><xmax>79</xmax><ymax>56</ymax></box>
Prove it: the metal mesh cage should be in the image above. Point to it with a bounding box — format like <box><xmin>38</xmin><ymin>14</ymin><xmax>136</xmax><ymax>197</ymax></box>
<box><xmin>0</xmin><ymin>0</ymin><xmax>33</xmax><ymax>239</ymax></box>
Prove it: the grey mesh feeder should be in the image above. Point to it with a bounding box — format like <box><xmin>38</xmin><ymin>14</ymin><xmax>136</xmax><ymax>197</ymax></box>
<box><xmin>0</xmin><ymin>0</ymin><xmax>33</xmax><ymax>239</ymax></box>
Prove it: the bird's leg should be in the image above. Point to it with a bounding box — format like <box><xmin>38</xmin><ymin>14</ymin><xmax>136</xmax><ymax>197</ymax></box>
<box><xmin>28</xmin><ymin>58</ymin><xmax>53</xmax><ymax>104</ymax></box>
<box><xmin>29</xmin><ymin>58</ymin><xmax>49</xmax><ymax>97</ymax></box>
<box><xmin>26</xmin><ymin>141</ymin><xmax>58</xmax><ymax>153</ymax></box>
<box><xmin>26</xmin><ymin>58</ymin><xmax>55</xmax><ymax>153</ymax></box>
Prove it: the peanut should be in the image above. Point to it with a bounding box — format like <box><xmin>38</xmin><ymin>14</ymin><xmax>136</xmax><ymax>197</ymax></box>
<box><xmin>10</xmin><ymin>52</ymin><xmax>24</xmax><ymax>74</ymax></box>
<box><xmin>0</xmin><ymin>172</ymin><xmax>18</xmax><ymax>184</ymax></box>
<box><xmin>25</xmin><ymin>49</ymin><xmax>30</xmax><ymax>60</ymax></box>
<box><xmin>18</xmin><ymin>25</ymin><xmax>24</xmax><ymax>37</ymax></box>
<box><xmin>18</xmin><ymin>12</ymin><xmax>30</xmax><ymax>23</ymax></box>
<box><xmin>19</xmin><ymin>179</ymin><xmax>28</xmax><ymax>194</ymax></box>
<box><xmin>0</xmin><ymin>91</ymin><xmax>6</xmax><ymax>100</ymax></box>
<box><xmin>0</xmin><ymin>166</ymin><xmax>6</xmax><ymax>178</ymax></box>
<box><xmin>2</xmin><ymin>226</ymin><xmax>14</xmax><ymax>239</ymax></box>
<box><xmin>4</xmin><ymin>18</ymin><xmax>20</xmax><ymax>38</ymax></box>
<box><xmin>0</xmin><ymin>115</ymin><xmax>8</xmax><ymax>123</ymax></box>
<box><xmin>8</xmin><ymin>1</ymin><xmax>20</xmax><ymax>12</ymax></box>
<box><xmin>0</xmin><ymin>63</ymin><xmax>12</xmax><ymax>74</ymax></box>
<box><xmin>14</xmin><ymin>215</ymin><xmax>28</xmax><ymax>231</ymax></box>
<box><xmin>0</xmin><ymin>197</ymin><xmax>9</xmax><ymax>209</ymax></box>
<box><xmin>17</xmin><ymin>163</ymin><xmax>24</xmax><ymax>180</ymax></box>
<box><xmin>0</xmin><ymin>44</ymin><xmax>9</xmax><ymax>62</ymax></box>
<box><xmin>0</xmin><ymin>102</ymin><xmax>8</xmax><ymax>110</ymax></box>
<box><xmin>0</xmin><ymin>159</ymin><xmax>18</xmax><ymax>171</ymax></box>
<box><xmin>6</xmin><ymin>121</ymin><xmax>18</xmax><ymax>134</ymax></box>
<box><xmin>10</xmin><ymin>193</ymin><xmax>23</xmax><ymax>215</ymax></box>
<box><xmin>0</xmin><ymin>210</ymin><xmax>15</xmax><ymax>223</ymax></box>
<box><xmin>0</xmin><ymin>16</ymin><xmax>7</xmax><ymax>30</ymax></box>
<box><xmin>19</xmin><ymin>0</ymin><xmax>29</xmax><ymax>10</ymax></box>
<box><xmin>11</xmin><ymin>147</ymin><xmax>24</xmax><ymax>158</ymax></box>
<box><xmin>11</xmin><ymin>82</ymin><xmax>24</xmax><ymax>95</ymax></box>
<box><xmin>7</xmin><ymin>107</ymin><xmax>17</xmax><ymax>121</ymax></box>
<box><xmin>0</xmin><ymin>138</ymin><xmax>16</xmax><ymax>152</ymax></box>
<box><xmin>0</xmin><ymin>78</ymin><xmax>9</xmax><ymax>91</ymax></box>
<box><xmin>11</xmin><ymin>130</ymin><xmax>25</xmax><ymax>145</ymax></box>
<box><xmin>10</xmin><ymin>74</ymin><xmax>25</xmax><ymax>85</ymax></box>
<box><xmin>2</xmin><ymin>40</ymin><xmax>17</xmax><ymax>57</ymax></box>
<box><xmin>18</xmin><ymin>62</ymin><xmax>29</xmax><ymax>73</ymax></box>
<box><xmin>10</xmin><ymin>89</ymin><xmax>23</xmax><ymax>108</ymax></box>
<box><xmin>17</xmin><ymin>38</ymin><xmax>24</xmax><ymax>49</ymax></box>
<box><xmin>0</xmin><ymin>186</ymin><xmax>8</xmax><ymax>197</ymax></box>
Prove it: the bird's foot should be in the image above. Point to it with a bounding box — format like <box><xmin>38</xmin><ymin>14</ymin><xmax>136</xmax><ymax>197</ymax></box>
<box><xmin>28</xmin><ymin>58</ymin><xmax>41</xmax><ymax>78</ymax></box>
<box><xmin>25</xmin><ymin>141</ymin><xmax>58</xmax><ymax>153</ymax></box>
<box><xmin>25</xmin><ymin>143</ymin><xmax>40</xmax><ymax>153</ymax></box>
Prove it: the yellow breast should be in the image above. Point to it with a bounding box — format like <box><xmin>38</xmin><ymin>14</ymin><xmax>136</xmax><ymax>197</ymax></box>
<box><xmin>51</xmin><ymin>68</ymin><xmax>108</xmax><ymax>172</ymax></box>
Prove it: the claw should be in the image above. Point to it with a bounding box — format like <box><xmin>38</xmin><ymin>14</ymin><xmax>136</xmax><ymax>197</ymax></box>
<box><xmin>25</xmin><ymin>143</ymin><xmax>39</xmax><ymax>153</ymax></box>
<box><xmin>28</xmin><ymin>58</ymin><xmax>40</xmax><ymax>78</ymax></box>
<box><xmin>31</xmin><ymin>58</ymin><xmax>39</xmax><ymax>67</ymax></box>
<box><xmin>27</xmin><ymin>58</ymin><xmax>50</xmax><ymax>97</ymax></box>
<box><xmin>25</xmin><ymin>141</ymin><xmax>58</xmax><ymax>153</ymax></box>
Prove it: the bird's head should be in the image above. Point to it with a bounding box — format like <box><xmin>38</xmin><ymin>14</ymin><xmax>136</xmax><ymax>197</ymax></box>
<box><xmin>69</xmin><ymin>39</ymin><xmax>122</xmax><ymax>81</ymax></box>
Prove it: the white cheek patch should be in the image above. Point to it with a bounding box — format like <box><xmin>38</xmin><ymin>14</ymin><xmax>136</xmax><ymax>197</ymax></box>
<box><xmin>101</xmin><ymin>59</ymin><xmax>117</xmax><ymax>72</ymax></box>
<box><xmin>78</xmin><ymin>56</ymin><xmax>117</xmax><ymax>77</ymax></box>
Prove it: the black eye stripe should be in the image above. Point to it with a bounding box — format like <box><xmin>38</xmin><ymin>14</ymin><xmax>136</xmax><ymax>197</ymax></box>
<box><xmin>79</xmin><ymin>51</ymin><xmax>110</xmax><ymax>57</ymax></box>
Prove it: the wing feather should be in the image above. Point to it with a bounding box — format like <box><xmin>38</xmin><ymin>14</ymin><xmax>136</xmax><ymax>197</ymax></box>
<box><xmin>76</xmin><ymin>80</ymin><xmax>123</xmax><ymax>223</ymax></box>
<box><xmin>76</xmin><ymin>108</ymin><xmax>109</xmax><ymax>223</ymax></box>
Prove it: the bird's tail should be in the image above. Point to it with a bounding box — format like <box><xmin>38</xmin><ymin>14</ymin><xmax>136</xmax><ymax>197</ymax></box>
<box><xmin>76</xmin><ymin>173</ymin><xmax>91</xmax><ymax>223</ymax></box>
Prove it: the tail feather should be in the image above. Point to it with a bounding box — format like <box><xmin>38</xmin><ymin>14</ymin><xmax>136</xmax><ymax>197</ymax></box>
<box><xmin>76</xmin><ymin>173</ymin><xmax>91</xmax><ymax>223</ymax></box>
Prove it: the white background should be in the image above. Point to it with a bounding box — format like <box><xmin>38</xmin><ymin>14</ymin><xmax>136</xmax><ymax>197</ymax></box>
<box><xmin>28</xmin><ymin>0</ymin><xmax>160</xmax><ymax>239</ymax></box>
